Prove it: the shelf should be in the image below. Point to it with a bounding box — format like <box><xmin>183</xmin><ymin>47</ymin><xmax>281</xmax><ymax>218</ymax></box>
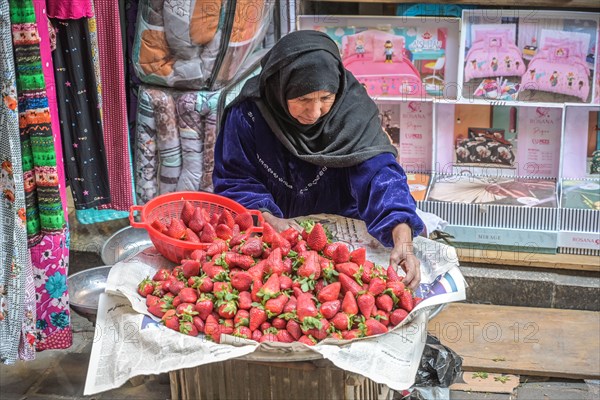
<box><xmin>456</xmin><ymin>247</ymin><xmax>600</xmax><ymax>272</ymax></box>
<box><xmin>307</xmin><ymin>0</ymin><xmax>600</xmax><ymax>8</ymax></box>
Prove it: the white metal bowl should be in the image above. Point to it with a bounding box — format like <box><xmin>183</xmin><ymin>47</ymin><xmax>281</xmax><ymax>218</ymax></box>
<box><xmin>101</xmin><ymin>226</ymin><xmax>152</xmax><ymax>265</ymax></box>
<box><xmin>68</xmin><ymin>265</ymin><xmax>112</xmax><ymax>324</ymax></box>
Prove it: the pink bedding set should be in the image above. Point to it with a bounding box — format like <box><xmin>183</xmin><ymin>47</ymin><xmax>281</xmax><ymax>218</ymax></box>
<box><xmin>341</xmin><ymin>30</ymin><xmax>426</xmax><ymax>97</ymax></box>
<box><xmin>520</xmin><ymin>35</ymin><xmax>591</xmax><ymax>102</ymax></box>
<box><xmin>464</xmin><ymin>27</ymin><xmax>526</xmax><ymax>82</ymax></box>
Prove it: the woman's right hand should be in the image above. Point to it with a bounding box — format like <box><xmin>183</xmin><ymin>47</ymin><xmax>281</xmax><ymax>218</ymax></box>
<box><xmin>261</xmin><ymin>212</ymin><xmax>302</xmax><ymax>232</ymax></box>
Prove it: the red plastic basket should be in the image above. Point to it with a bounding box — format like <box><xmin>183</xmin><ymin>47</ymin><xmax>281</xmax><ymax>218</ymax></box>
<box><xmin>129</xmin><ymin>191</ymin><xmax>264</xmax><ymax>263</ymax></box>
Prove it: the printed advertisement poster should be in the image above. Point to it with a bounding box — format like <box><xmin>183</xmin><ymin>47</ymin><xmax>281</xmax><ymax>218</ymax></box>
<box><xmin>399</xmin><ymin>101</ymin><xmax>433</xmax><ymax>172</ymax></box>
<box><xmin>516</xmin><ymin>107</ymin><xmax>562</xmax><ymax>177</ymax></box>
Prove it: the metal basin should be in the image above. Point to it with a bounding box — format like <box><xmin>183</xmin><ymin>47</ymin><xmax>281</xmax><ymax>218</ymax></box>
<box><xmin>68</xmin><ymin>265</ymin><xmax>112</xmax><ymax>324</ymax></box>
<box><xmin>101</xmin><ymin>226</ymin><xmax>152</xmax><ymax>265</ymax></box>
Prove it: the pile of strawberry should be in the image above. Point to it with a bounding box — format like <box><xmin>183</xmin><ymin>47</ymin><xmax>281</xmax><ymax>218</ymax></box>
<box><xmin>138</xmin><ymin>202</ymin><xmax>420</xmax><ymax>345</ymax></box>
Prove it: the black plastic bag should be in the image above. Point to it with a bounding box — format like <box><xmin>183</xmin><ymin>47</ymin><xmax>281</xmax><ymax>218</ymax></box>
<box><xmin>414</xmin><ymin>334</ymin><xmax>463</xmax><ymax>387</ymax></box>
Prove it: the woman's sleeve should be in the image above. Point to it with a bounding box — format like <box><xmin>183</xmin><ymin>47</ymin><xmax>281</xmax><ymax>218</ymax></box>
<box><xmin>350</xmin><ymin>153</ymin><xmax>424</xmax><ymax>248</ymax></box>
<box><xmin>212</xmin><ymin>105</ymin><xmax>284</xmax><ymax>217</ymax></box>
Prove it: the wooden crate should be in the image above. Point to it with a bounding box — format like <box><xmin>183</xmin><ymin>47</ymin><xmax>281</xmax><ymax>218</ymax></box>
<box><xmin>169</xmin><ymin>358</ymin><xmax>393</xmax><ymax>400</ymax></box>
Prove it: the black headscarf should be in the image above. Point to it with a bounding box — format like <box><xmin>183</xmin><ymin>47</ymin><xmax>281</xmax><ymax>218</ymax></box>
<box><xmin>227</xmin><ymin>30</ymin><xmax>397</xmax><ymax>168</ymax></box>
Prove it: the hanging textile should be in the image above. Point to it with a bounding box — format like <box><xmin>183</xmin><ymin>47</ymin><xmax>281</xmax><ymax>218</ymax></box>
<box><xmin>93</xmin><ymin>0</ymin><xmax>134</xmax><ymax>211</ymax></box>
<box><xmin>0</xmin><ymin>0</ymin><xmax>36</xmax><ymax>364</ymax></box>
<box><xmin>47</xmin><ymin>0</ymin><xmax>93</xmax><ymax>20</ymax></box>
<box><xmin>125</xmin><ymin>0</ymin><xmax>141</xmax><ymax>150</ymax></box>
<box><xmin>50</xmin><ymin>18</ymin><xmax>111</xmax><ymax>209</ymax></box>
<box><xmin>10</xmin><ymin>0</ymin><xmax>72</xmax><ymax>351</ymax></box>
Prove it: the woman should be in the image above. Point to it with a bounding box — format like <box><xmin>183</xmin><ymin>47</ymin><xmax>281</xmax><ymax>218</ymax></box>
<box><xmin>213</xmin><ymin>30</ymin><xmax>424</xmax><ymax>289</ymax></box>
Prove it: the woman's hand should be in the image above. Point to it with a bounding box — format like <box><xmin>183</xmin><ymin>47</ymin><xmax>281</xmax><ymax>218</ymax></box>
<box><xmin>261</xmin><ymin>212</ymin><xmax>302</xmax><ymax>233</ymax></box>
<box><xmin>389</xmin><ymin>223</ymin><xmax>421</xmax><ymax>290</ymax></box>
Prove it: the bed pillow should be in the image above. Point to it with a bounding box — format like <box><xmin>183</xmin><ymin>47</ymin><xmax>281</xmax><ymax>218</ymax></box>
<box><xmin>543</xmin><ymin>37</ymin><xmax>582</xmax><ymax>58</ymax></box>
<box><xmin>548</xmin><ymin>46</ymin><xmax>570</xmax><ymax>62</ymax></box>
<box><xmin>342</xmin><ymin>33</ymin><xmax>372</xmax><ymax>59</ymax></box>
<box><xmin>473</xmin><ymin>28</ymin><xmax>511</xmax><ymax>45</ymax></box>
<box><xmin>372</xmin><ymin>36</ymin><xmax>405</xmax><ymax>62</ymax></box>
<box><xmin>487</xmin><ymin>34</ymin><xmax>504</xmax><ymax>48</ymax></box>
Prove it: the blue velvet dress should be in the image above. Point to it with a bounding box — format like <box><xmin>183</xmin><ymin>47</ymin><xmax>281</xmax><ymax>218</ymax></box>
<box><xmin>213</xmin><ymin>100</ymin><xmax>424</xmax><ymax>247</ymax></box>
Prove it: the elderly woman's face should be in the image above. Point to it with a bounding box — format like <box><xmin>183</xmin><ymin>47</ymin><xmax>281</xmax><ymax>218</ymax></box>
<box><xmin>286</xmin><ymin>90</ymin><xmax>336</xmax><ymax>125</ymax></box>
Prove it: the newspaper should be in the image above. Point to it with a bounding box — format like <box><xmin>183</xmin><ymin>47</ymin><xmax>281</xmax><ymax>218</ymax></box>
<box><xmin>85</xmin><ymin>215</ymin><xmax>466</xmax><ymax>395</ymax></box>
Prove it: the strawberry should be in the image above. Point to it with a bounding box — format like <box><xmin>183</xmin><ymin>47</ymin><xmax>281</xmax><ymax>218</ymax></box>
<box><xmin>279</xmin><ymin>274</ymin><xmax>293</xmax><ymax>290</ymax></box>
<box><xmin>270</xmin><ymin>234</ymin><xmax>292</xmax><ymax>256</ymax></box>
<box><xmin>341</xmin><ymin>291</ymin><xmax>359</xmax><ymax>315</ymax></box>
<box><xmin>297</xmin><ymin>251</ymin><xmax>321</xmax><ymax>280</ymax></box>
<box><xmin>240</xmin><ymin>237</ymin><xmax>263</xmax><ymax>257</ymax></box>
<box><xmin>137</xmin><ymin>278</ymin><xmax>154</xmax><ymax>297</ymax></box>
<box><xmin>166</xmin><ymin>218</ymin><xmax>187</xmax><ymax>240</ymax></box>
<box><xmin>332</xmin><ymin>244</ymin><xmax>350</xmax><ymax>264</ymax></box>
<box><xmin>234</xmin><ymin>212</ymin><xmax>254</xmax><ymax>231</ymax></box>
<box><xmin>176</xmin><ymin>303</ymin><xmax>197</xmax><ymax>316</ymax></box>
<box><xmin>260</xmin><ymin>321</ymin><xmax>272</xmax><ymax>332</ymax></box>
<box><xmin>195</xmin><ymin>295</ymin><xmax>214</xmax><ymax>320</ymax></box>
<box><xmin>206</xmin><ymin>240</ymin><xmax>228</xmax><ymax>257</ymax></box>
<box><xmin>169</xmin><ymin>279</ymin><xmax>186</xmax><ymax>295</ymax></box>
<box><xmin>247</xmin><ymin>262</ymin><xmax>266</xmax><ymax>281</ymax></box>
<box><xmin>271</xmin><ymin>317</ymin><xmax>287</xmax><ymax>330</ymax></box>
<box><xmin>251</xmin><ymin>329</ymin><xmax>262</xmax><ymax>342</ymax></box>
<box><xmin>331</xmin><ymin>312</ymin><xmax>352</xmax><ymax>331</ymax></box>
<box><xmin>228</xmin><ymin>229</ymin><xmax>248</xmax><ymax>246</ymax></box>
<box><xmin>357</xmin><ymin>292</ymin><xmax>375</xmax><ymax>318</ymax></box>
<box><xmin>179</xmin><ymin>287</ymin><xmax>198</xmax><ymax>304</ymax></box>
<box><xmin>152</xmin><ymin>268</ymin><xmax>171</xmax><ymax>281</ymax></box>
<box><xmin>349</xmin><ymin>247</ymin><xmax>366</xmax><ymax>266</ymax></box>
<box><xmin>276</xmin><ymin>329</ymin><xmax>295</xmax><ymax>343</ymax></box>
<box><xmin>338</xmin><ymin>273</ymin><xmax>362</xmax><ymax>296</ymax></box>
<box><xmin>202</xmin><ymin>263</ymin><xmax>225</xmax><ymax>279</ymax></box>
<box><xmin>317</xmin><ymin>281</ymin><xmax>341</xmax><ymax>303</ymax></box>
<box><xmin>386</xmin><ymin>265</ymin><xmax>402</xmax><ymax>282</ymax></box>
<box><xmin>399</xmin><ymin>290</ymin><xmax>414</xmax><ymax>312</ymax></box>
<box><xmin>265</xmin><ymin>248</ymin><xmax>286</xmax><ymax>275</ymax></box>
<box><xmin>233</xmin><ymin>326</ymin><xmax>252</xmax><ymax>339</ymax></box>
<box><xmin>249</xmin><ymin>306</ymin><xmax>268</xmax><ymax>331</ymax></box>
<box><xmin>360</xmin><ymin>262</ymin><xmax>374</xmax><ymax>284</ymax></box>
<box><xmin>234</xmin><ymin>309</ymin><xmax>250</xmax><ymax>327</ymax></box>
<box><xmin>215</xmin><ymin>223</ymin><xmax>233</xmax><ymax>240</ymax></box>
<box><xmin>251</xmin><ymin>278</ymin><xmax>263</xmax><ymax>303</ymax></box>
<box><xmin>225</xmin><ymin>252</ymin><xmax>255</xmax><ymax>270</ymax></box>
<box><xmin>322</xmin><ymin>242</ymin><xmax>339</xmax><ymax>259</ymax></box>
<box><xmin>193</xmin><ymin>316</ymin><xmax>205</xmax><ymax>333</ymax></box>
<box><xmin>151</xmin><ymin>219</ymin><xmax>168</xmax><ymax>234</ymax></box>
<box><xmin>293</xmin><ymin>240</ymin><xmax>308</xmax><ymax>253</ymax></box>
<box><xmin>387</xmin><ymin>280</ymin><xmax>406</xmax><ymax>297</ymax></box>
<box><xmin>231</xmin><ymin>271</ymin><xmax>253</xmax><ymax>291</ymax></box>
<box><xmin>376</xmin><ymin>294</ymin><xmax>394</xmax><ymax>312</ymax></box>
<box><xmin>307</xmin><ymin>223</ymin><xmax>328</xmax><ymax>251</ymax></box>
<box><xmin>180</xmin><ymin>201</ymin><xmax>196</xmax><ymax>225</ymax></box>
<box><xmin>314</xmin><ymin>278</ymin><xmax>327</xmax><ymax>294</ymax></box>
<box><xmin>189</xmin><ymin>249</ymin><xmax>207</xmax><ymax>263</ymax></box>
<box><xmin>335</xmin><ymin>262</ymin><xmax>360</xmax><ymax>277</ymax></box>
<box><xmin>280</xmin><ymin>228</ymin><xmax>301</xmax><ymax>246</ymax></box>
<box><xmin>204</xmin><ymin>314</ymin><xmax>219</xmax><ymax>337</ymax></box>
<box><xmin>162</xmin><ymin>309</ymin><xmax>180</xmax><ymax>331</ymax></box>
<box><xmin>147</xmin><ymin>298</ymin><xmax>169</xmax><ymax>318</ymax></box>
<box><xmin>185</xmin><ymin>228</ymin><xmax>201</xmax><ymax>243</ymax></box>
<box><xmin>320</xmin><ymin>300</ymin><xmax>341</xmax><ymax>320</ymax></box>
<box><xmin>218</xmin><ymin>301</ymin><xmax>237</xmax><ymax>319</ymax></box>
<box><xmin>296</xmin><ymin>293</ymin><xmax>318</xmax><ymax>322</ymax></box>
<box><xmin>321</xmin><ymin>261</ymin><xmax>338</xmax><ymax>283</ymax></box>
<box><xmin>368</xmin><ymin>277</ymin><xmax>387</xmax><ymax>296</ymax></box>
<box><xmin>283</xmin><ymin>296</ymin><xmax>297</xmax><ymax>313</ymax></box>
<box><xmin>307</xmin><ymin>318</ymin><xmax>330</xmax><ymax>340</ymax></box>
<box><xmin>297</xmin><ymin>335</ymin><xmax>317</xmax><ymax>346</ymax></box>
<box><xmin>265</xmin><ymin>294</ymin><xmax>288</xmax><ymax>317</ymax></box>
<box><xmin>362</xmin><ymin>318</ymin><xmax>388</xmax><ymax>336</ymax></box>
<box><xmin>199</xmin><ymin>223</ymin><xmax>217</xmax><ymax>243</ymax></box>
<box><xmin>218</xmin><ymin>209</ymin><xmax>235</xmax><ymax>229</ymax></box>
<box><xmin>212</xmin><ymin>281</ymin><xmax>232</xmax><ymax>295</ymax></box>
<box><xmin>257</xmin><ymin>274</ymin><xmax>280</xmax><ymax>301</ymax></box>
<box><xmin>374</xmin><ymin>310</ymin><xmax>390</xmax><ymax>326</ymax></box>
<box><xmin>189</xmin><ymin>274</ymin><xmax>213</xmax><ymax>293</ymax></box>
<box><xmin>342</xmin><ymin>329</ymin><xmax>363</xmax><ymax>340</ymax></box>
<box><xmin>181</xmin><ymin>259</ymin><xmax>201</xmax><ymax>279</ymax></box>
<box><xmin>238</xmin><ymin>291</ymin><xmax>253</xmax><ymax>310</ymax></box>
<box><xmin>286</xmin><ymin>320</ymin><xmax>302</xmax><ymax>340</ymax></box>
<box><xmin>259</xmin><ymin>332</ymin><xmax>279</xmax><ymax>343</ymax></box>
<box><xmin>188</xmin><ymin>207</ymin><xmax>208</xmax><ymax>234</ymax></box>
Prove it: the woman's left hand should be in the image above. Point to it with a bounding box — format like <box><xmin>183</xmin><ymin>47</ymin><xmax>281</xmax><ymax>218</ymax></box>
<box><xmin>389</xmin><ymin>223</ymin><xmax>421</xmax><ymax>290</ymax></box>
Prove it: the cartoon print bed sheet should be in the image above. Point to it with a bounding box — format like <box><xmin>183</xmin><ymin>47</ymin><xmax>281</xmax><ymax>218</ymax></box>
<box><xmin>464</xmin><ymin>38</ymin><xmax>526</xmax><ymax>82</ymax></box>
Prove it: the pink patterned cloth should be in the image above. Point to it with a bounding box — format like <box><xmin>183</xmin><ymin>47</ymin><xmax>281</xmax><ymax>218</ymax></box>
<box><xmin>31</xmin><ymin>232</ymin><xmax>72</xmax><ymax>351</ymax></box>
<box><xmin>47</xmin><ymin>0</ymin><xmax>93</xmax><ymax>19</ymax></box>
<box><xmin>94</xmin><ymin>0</ymin><xmax>134</xmax><ymax>211</ymax></box>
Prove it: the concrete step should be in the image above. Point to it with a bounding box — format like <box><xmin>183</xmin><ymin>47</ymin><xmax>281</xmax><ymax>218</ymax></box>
<box><xmin>460</xmin><ymin>263</ymin><xmax>600</xmax><ymax>311</ymax></box>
